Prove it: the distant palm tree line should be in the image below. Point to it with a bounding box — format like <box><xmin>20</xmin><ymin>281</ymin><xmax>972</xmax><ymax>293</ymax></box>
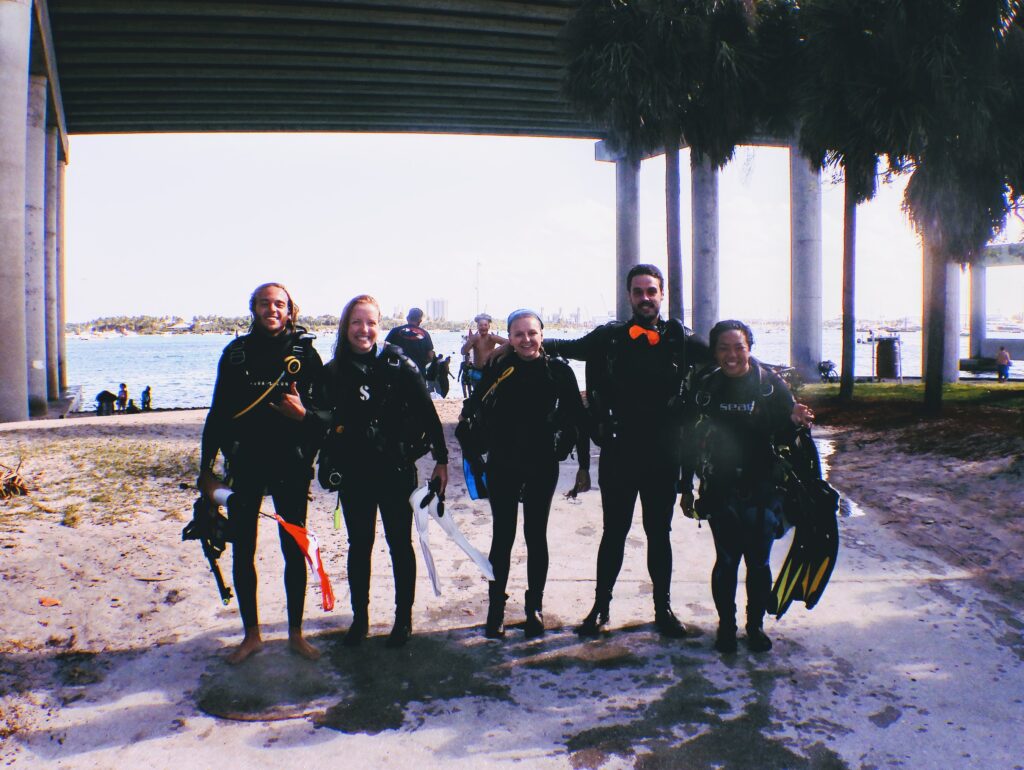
<box><xmin>67</xmin><ymin>315</ymin><xmax>508</xmax><ymax>335</ymax></box>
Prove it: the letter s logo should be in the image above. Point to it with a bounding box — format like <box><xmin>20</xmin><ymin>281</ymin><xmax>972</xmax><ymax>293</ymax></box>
<box><xmin>359</xmin><ymin>385</ymin><xmax>371</xmax><ymax>401</ymax></box>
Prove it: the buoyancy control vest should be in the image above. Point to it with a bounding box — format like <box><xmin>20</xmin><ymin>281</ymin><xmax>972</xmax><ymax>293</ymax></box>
<box><xmin>691</xmin><ymin>361</ymin><xmax>795</xmax><ymax>503</ymax></box>
<box><xmin>317</xmin><ymin>343</ymin><xmax>437</xmax><ymax>488</ymax></box>
<box><xmin>585</xmin><ymin>318</ymin><xmax>695</xmax><ymax>447</ymax></box>
<box><xmin>202</xmin><ymin>326</ymin><xmax>322</xmax><ymax>474</ymax></box>
<box><xmin>459</xmin><ymin>354</ymin><xmax>581</xmax><ymax>462</ymax></box>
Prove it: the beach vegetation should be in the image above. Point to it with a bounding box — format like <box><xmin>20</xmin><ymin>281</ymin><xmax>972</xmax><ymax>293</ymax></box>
<box><xmin>1</xmin><ymin>434</ymin><xmax>198</xmax><ymax>527</ymax></box>
<box><xmin>61</xmin><ymin>504</ymin><xmax>82</xmax><ymax>528</ymax></box>
<box><xmin>805</xmin><ymin>380</ymin><xmax>1024</xmax><ymax>409</ymax></box>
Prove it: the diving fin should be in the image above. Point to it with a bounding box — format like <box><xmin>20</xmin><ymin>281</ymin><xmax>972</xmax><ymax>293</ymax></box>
<box><xmin>771</xmin><ymin>478</ymin><xmax>840</xmax><ymax>619</ymax></box>
<box><xmin>463</xmin><ymin>457</ymin><xmax>489</xmax><ymax>500</ymax></box>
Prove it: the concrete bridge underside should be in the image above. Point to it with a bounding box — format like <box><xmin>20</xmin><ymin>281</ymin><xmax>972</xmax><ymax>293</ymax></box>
<box><xmin>1</xmin><ymin>0</ymin><xmax>831</xmax><ymax>422</ymax></box>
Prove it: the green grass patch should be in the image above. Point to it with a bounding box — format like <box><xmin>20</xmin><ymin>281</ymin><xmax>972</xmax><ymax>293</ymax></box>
<box><xmin>803</xmin><ymin>381</ymin><xmax>1024</xmax><ymax>410</ymax></box>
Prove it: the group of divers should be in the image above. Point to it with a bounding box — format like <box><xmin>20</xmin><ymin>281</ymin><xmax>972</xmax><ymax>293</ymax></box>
<box><xmin>194</xmin><ymin>264</ymin><xmax>835</xmax><ymax>665</ymax></box>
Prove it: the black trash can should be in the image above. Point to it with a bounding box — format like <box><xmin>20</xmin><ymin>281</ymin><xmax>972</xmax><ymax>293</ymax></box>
<box><xmin>876</xmin><ymin>337</ymin><xmax>900</xmax><ymax>379</ymax></box>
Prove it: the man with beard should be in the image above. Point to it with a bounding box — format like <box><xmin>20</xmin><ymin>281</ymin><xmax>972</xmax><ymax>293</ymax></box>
<box><xmin>543</xmin><ymin>264</ymin><xmax>711</xmax><ymax>638</ymax></box>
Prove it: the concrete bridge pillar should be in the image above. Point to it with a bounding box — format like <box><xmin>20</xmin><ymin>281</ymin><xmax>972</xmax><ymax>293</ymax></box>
<box><xmin>25</xmin><ymin>74</ymin><xmax>48</xmax><ymax>416</ymax></box>
<box><xmin>0</xmin><ymin>0</ymin><xmax>31</xmax><ymax>423</ymax></box>
<box><xmin>922</xmin><ymin>245</ymin><xmax>960</xmax><ymax>382</ymax></box>
<box><xmin>45</xmin><ymin>126</ymin><xmax>59</xmax><ymax>400</ymax></box>
<box><xmin>691</xmin><ymin>154</ymin><xmax>719</xmax><ymax>339</ymax></box>
<box><xmin>57</xmin><ymin>158</ymin><xmax>67</xmax><ymax>393</ymax></box>
<box><xmin>789</xmin><ymin>145</ymin><xmax>823</xmax><ymax>379</ymax></box>
<box><xmin>969</xmin><ymin>263</ymin><xmax>986</xmax><ymax>359</ymax></box>
<box><xmin>616</xmin><ymin>157</ymin><xmax>640</xmax><ymax>321</ymax></box>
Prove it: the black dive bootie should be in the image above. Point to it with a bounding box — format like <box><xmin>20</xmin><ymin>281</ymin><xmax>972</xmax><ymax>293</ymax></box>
<box><xmin>653</xmin><ymin>599</ymin><xmax>690</xmax><ymax>639</ymax></box>
<box><xmin>745</xmin><ymin>605</ymin><xmax>772</xmax><ymax>652</ymax></box>
<box><xmin>523</xmin><ymin>590</ymin><xmax>545</xmax><ymax>639</ymax></box>
<box><xmin>386</xmin><ymin>607</ymin><xmax>412</xmax><ymax>648</ymax></box>
<box><xmin>484</xmin><ymin>583</ymin><xmax>507</xmax><ymax>639</ymax></box>
<box><xmin>714</xmin><ymin>620</ymin><xmax>738</xmax><ymax>653</ymax></box>
<box><xmin>344</xmin><ymin>607</ymin><xmax>368</xmax><ymax>647</ymax></box>
<box><xmin>575</xmin><ymin>592</ymin><xmax>611</xmax><ymax>637</ymax></box>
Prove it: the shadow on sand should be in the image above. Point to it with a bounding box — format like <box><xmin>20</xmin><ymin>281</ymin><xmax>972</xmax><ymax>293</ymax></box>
<box><xmin>5</xmin><ymin>619</ymin><xmax>851</xmax><ymax>769</ymax></box>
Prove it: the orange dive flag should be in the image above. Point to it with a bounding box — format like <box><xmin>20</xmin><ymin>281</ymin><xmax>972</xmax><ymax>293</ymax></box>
<box><xmin>274</xmin><ymin>514</ymin><xmax>335</xmax><ymax>612</ymax></box>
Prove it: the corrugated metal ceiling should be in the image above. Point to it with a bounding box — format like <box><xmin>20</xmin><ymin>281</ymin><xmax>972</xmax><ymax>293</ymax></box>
<box><xmin>49</xmin><ymin>0</ymin><xmax>600</xmax><ymax>138</ymax></box>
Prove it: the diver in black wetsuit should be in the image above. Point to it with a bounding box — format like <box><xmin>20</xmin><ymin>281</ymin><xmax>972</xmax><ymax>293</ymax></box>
<box><xmin>543</xmin><ymin>264</ymin><xmax>712</xmax><ymax>638</ymax></box>
<box><xmin>197</xmin><ymin>282</ymin><xmax>325</xmax><ymax>664</ymax></box>
<box><xmin>688</xmin><ymin>320</ymin><xmax>813</xmax><ymax>653</ymax></box>
<box><xmin>316</xmin><ymin>294</ymin><xmax>448</xmax><ymax>648</ymax></box>
<box><xmin>461</xmin><ymin>309</ymin><xmax>586</xmax><ymax>639</ymax></box>
<box><xmin>384</xmin><ymin>307</ymin><xmax>435</xmax><ymax>375</ymax></box>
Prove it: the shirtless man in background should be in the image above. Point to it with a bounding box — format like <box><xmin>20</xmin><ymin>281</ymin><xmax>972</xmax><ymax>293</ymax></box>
<box><xmin>461</xmin><ymin>314</ymin><xmax>508</xmax><ymax>390</ymax></box>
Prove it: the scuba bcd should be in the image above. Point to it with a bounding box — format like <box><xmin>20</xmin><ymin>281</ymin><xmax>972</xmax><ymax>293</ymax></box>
<box><xmin>584</xmin><ymin>319</ymin><xmax>692</xmax><ymax>446</ymax></box>
<box><xmin>317</xmin><ymin>344</ymin><xmax>433</xmax><ymax>492</ymax></box>
<box><xmin>225</xmin><ymin>327</ymin><xmax>318</xmax><ymax>420</ymax></box>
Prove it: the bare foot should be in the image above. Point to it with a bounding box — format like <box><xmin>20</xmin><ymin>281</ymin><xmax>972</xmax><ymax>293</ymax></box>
<box><xmin>226</xmin><ymin>630</ymin><xmax>263</xmax><ymax>665</ymax></box>
<box><xmin>288</xmin><ymin>630</ymin><xmax>321</xmax><ymax>661</ymax></box>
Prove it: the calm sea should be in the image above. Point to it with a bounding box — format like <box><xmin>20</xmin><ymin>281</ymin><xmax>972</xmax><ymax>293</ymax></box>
<box><xmin>67</xmin><ymin>326</ymin><xmax>1015</xmax><ymax>411</ymax></box>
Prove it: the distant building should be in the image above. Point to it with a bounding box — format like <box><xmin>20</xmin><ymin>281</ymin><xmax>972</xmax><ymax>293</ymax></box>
<box><xmin>425</xmin><ymin>298</ymin><xmax>448</xmax><ymax>321</ymax></box>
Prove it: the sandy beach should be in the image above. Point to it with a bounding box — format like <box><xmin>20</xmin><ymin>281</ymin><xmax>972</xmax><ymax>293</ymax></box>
<box><xmin>1</xmin><ymin>399</ymin><xmax>1022</xmax><ymax>768</ymax></box>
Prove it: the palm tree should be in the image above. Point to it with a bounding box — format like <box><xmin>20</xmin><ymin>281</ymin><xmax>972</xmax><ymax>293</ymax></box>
<box><xmin>879</xmin><ymin>0</ymin><xmax>1023</xmax><ymax>413</ymax></box>
<box><xmin>797</xmin><ymin>0</ymin><xmax>889</xmax><ymax>402</ymax></box>
<box><xmin>563</xmin><ymin>0</ymin><xmax>765</xmax><ymax>324</ymax></box>
<box><xmin>562</xmin><ymin>0</ymin><xmax>662</xmax><ymax>164</ymax></box>
<box><xmin>795</xmin><ymin>0</ymin><xmax>1022</xmax><ymax>413</ymax></box>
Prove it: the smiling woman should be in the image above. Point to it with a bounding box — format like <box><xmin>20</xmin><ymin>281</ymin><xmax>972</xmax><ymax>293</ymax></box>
<box><xmin>315</xmin><ymin>293</ymin><xmax>449</xmax><ymax>648</ymax></box>
<box><xmin>459</xmin><ymin>307</ymin><xmax>587</xmax><ymax>640</ymax></box>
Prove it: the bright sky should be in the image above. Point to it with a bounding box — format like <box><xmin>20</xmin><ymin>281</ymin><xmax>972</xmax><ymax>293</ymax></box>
<box><xmin>64</xmin><ymin>132</ymin><xmax>1024</xmax><ymax>325</ymax></box>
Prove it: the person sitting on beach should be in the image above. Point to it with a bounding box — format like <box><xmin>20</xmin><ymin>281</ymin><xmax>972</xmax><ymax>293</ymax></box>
<box><xmin>116</xmin><ymin>383</ymin><xmax>128</xmax><ymax>412</ymax></box>
<box><xmin>461</xmin><ymin>314</ymin><xmax>507</xmax><ymax>390</ymax></box>
<box><xmin>686</xmin><ymin>320</ymin><xmax>814</xmax><ymax>654</ymax></box>
<box><xmin>996</xmin><ymin>346</ymin><xmax>1012</xmax><ymax>382</ymax></box>
<box><xmin>197</xmin><ymin>282</ymin><xmax>325</xmax><ymax>664</ymax></box>
<box><xmin>384</xmin><ymin>307</ymin><xmax>435</xmax><ymax>376</ymax></box>
<box><xmin>124</xmin><ymin>399</ymin><xmax>141</xmax><ymax>414</ymax></box>
<box><xmin>95</xmin><ymin>390</ymin><xmax>117</xmax><ymax>416</ymax></box>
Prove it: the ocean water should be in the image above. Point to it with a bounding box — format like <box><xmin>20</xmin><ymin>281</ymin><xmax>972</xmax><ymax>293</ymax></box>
<box><xmin>67</xmin><ymin>326</ymin><xmax>1015</xmax><ymax>411</ymax></box>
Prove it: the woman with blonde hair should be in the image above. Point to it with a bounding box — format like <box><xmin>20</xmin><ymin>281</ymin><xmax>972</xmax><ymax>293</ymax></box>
<box><xmin>315</xmin><ymin>295</ymin><xmax>448</xmax><ymax>647</ymax></box>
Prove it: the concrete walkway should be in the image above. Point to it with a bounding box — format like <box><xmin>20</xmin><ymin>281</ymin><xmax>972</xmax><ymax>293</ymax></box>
<box><xmin>8</xmin><ymin>436</ymin><xmax>1023</xmax><ymax>769</ymax></box>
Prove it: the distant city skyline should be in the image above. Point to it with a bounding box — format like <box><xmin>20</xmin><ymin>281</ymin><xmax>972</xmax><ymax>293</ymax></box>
<box><xmin>64</xmin><ymin>133</ymin><xmax>1023</xmax><ymax>325</ymax></box>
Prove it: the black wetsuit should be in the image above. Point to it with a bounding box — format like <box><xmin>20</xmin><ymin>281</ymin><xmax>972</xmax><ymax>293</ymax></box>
<box><xmin>462</xmin><ymin>354</ymin><xmax>586</xmax><ymax>609</ymax></box>
<box><xmin>384</xmin><ymin>324</ymin><xmax>434</xmax><ymax>375</ymax></box>
<box><xmin>546</xmin><ymin>319</ymin><xmax>711</xmax><ymax>613</ymax></box>
<box><xmin>692</xmin><ymin>361</ymin><xmax>796</xmax><ymax>631</ymax></box>
<box><xmin>200</xmin><ymin>326</ymin><xmax>324</xmax><ymax>631</ymax></box>
<box><xmin>316</xmin><ymin>343</ymin><xmax>448</xmax><ymax>621</ymax></box>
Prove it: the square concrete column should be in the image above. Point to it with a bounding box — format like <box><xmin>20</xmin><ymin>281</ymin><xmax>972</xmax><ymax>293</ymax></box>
<box><xmin>616</xmin><ymin>157</ymin><xmax>640</xmax><ymax>321</ymax></box>
<box><xmin>57</xmin><ymin>158</ymin><xmax>67</xmax><ymax>392</ymax></box>
<box><xmin>969</xmin><ymin>263</ymin><xmax>986</xmax><ymax>359</ymax></box>
<box><xmin>789</xmin><ymin>145</ymin><xmax>824</xmax><ymax>379</ymax></box>
<box><xmin>665</xmin><ymin>145</ymin><xmax>684</xmax><ymax>322</ymax></box>
<box><xmin>25</xmin><ymin>74</ymin><xmax>48</xmax><ymax>416</ymax></box>
<box><xmin>691</xmin><ymin>154</ymin><xmax>719</xmax><ymax>339</ymax></box>
<box><xmin>45</xmin><ymin>126</ymin><xmax>59</xmax><ymax>400</ymax></box>
<box><xmin>0</xmin><ymin>0</ymin><xmax>32</xmax><ymax>423</ymax></box>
